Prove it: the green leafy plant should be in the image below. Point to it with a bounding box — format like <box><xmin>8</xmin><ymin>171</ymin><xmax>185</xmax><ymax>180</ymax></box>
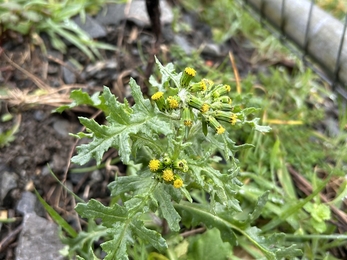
<box><xmin>0</xmin><ymin>0</ymin><xmax>122</xmax><ymax>59</ymax></box>
<box><xmin>58</xmin><ymin>58</ymin><xmax>302</xmax><ymax>259</ymax></box>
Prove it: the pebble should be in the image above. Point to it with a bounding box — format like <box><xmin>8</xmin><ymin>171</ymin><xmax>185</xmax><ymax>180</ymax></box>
<box><xmin>73</xmin><ymin>14</ymin><xmax>107</xmax><ymax>39</ymax></box>
<box><xmin>0</xmin><ymin>170</ymin><xmax>18</xmax><ymax>203</ymax></box>
<box><xmin>15</xmin><ymin>213</ymin><xmax>65</xmax><ymax>260</ymax></box>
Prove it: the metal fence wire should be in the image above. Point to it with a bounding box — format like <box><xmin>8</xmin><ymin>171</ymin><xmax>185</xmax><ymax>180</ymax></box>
<box><xmin>236</xmin><ymin>0</ymin><xmax>347</xmax><ymax>99</ymax></box>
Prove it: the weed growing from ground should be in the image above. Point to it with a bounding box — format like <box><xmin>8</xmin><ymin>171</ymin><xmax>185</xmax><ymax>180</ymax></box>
<box><xmin>57</xmin><ymin>58</ymin><xmax>303</xmax><ymax>259</ymax></box>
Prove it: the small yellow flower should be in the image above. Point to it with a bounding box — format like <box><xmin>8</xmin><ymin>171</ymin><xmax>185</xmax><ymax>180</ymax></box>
<box><xmin>184</xmin><ymin>120</ymin><xmax>193</xmax><ymax>127</ymax></box>
<box><xmin>200</xmin><ymin>103</ymin><xmax>210</xmax><ymax>113</ymax></box>
<box><xmin>185</xmin><ymin>67</ymin><xmax>196</xmax><ymax>77</ymax></box>
<box><xmin>149</xmin><ymin>159</ymin><xmax>161</xmax><ymax>172</ymax></box>
<box><xmin>230</xmin><ymin>114</ymin><xmax>237</xmax><ymax>125</ymax></box>
<box><xmin>188</xmin><ymin>80</ymin><xmax>207</xmax><ymax>92</ymax></box>
<box><xmin>162</xmin><ymin>168</ymin><xmax>174</xmax><ymax>182</ymax></box>
<box><xmin>151</xmin><ymin>92</ymin><xmax>164</xmax><ymax>101</ymax></box>
<box><xmin>173</xmin><ymin>178</ymin><xmax>183</xmax><ymax>188</ymax></box>
<box><xmin>173</xmin><ymin>159</ymin><xmax>189</xmax><ymax>172</ymax></box>
<box><xmin>167</xmin><ymin>96</ymin><xmax>180</xmax><ymax>109</ymax></box>
<box><xmin>210</xmin><ymin>84</ymin><xmax>231</xmax><ymax>98</ymax></box>
<box><xmin>216</xmin><ymin>126</ymin><xmax>225</xmax><ymax>135</ymax></box>
<box><xmin>180</xmin><ymin>67</ymin><xmax>196</xmax><ymax>88</ymax></box>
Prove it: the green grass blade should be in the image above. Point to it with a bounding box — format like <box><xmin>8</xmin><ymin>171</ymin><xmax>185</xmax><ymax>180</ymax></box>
<box><xmin>34</xmin><ymin>189</ymin><xmax>78</xmax><ymax>238</ymax></box>
<box><xmin>261</xmin><ymin>174</ymin><xmax>332</xmax><ymax>232</ymax></box>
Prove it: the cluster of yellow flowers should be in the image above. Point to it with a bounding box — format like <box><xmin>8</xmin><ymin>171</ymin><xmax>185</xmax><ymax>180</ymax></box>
<box><xmin>151</xmin><ymin>67</ymin><xmax>238</xmax><ymax>135</ymax></box>
<box><xmin>148</xmin><ymin>155</ymin><xmax>188</xmax><ymax>188</ymax></box>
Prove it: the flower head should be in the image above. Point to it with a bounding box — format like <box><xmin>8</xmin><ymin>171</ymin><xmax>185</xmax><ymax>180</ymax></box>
<box><xmin>173</xmin><ymin>159</ymin><xmax>189</xmax><ymax>172</ymax></box>
<box><xmin>182</xmin><ymin>107</ymin><xmax>193</xmax><ymax>127</ymax></box>
<box><xmin>162</xmin><ymin>168</ymin><xmax>175</xmax><ymax>182</ymax></box>
<box><xmin>200</xmin><ymin>103</ymin><xmax>210</xmax><ymax>113</ymax></box>
<box><xmin>187</xmin><ymin>94</ymin><xmax>204</xmax><ymax>111</ymax></box>
<box><xmin>151</xmin><ymin>92</ymin><xmax>164</xmax><ymax>101</ymax></box>
<box><xmin>188</xmin><ymin>80</ymin><xmax>207</xmax><ymax>93</ymax></box>
<box><xmin>185</xmin><ymin>67</ymin><xmax>196</xmax><ymax>77</ymax></box>
<box><xmin>149</xmin><ymin>159</ymin><xmax>161</xmax><ymax>172</ymax></box>
<box><xmin>214</xmin><ymin>96</ymin><xmax>232</xmax><ymax>104</ymax></box>
<box><xmin>173</xmin><ymin>178</ymin><xmax>183</xmax><ymax>188</ymax></box>
<box><xmin>214</xmin><ymin>111</ymin><xmax>237</xmax><ymax>125</ymax></box>
<box><xmin>202</xmin><ymin>78</ymin><xmax>214</xmax><ymax>91</ymax></box>
<box><xmin>209</xmin><ymin>84</ymin><xmax>231</xmax><ymax>98</ymax></box>
<box><xmin>205</xmin><ymin>115</ymin><xmax>225</xmax><ymax>135</ymax></box>
<box><xmin>162</xmin><ymin>155</ymin><xmax>172</xmax><ymax>166</ymax></box>
<box><xmin>151</xmin><ymin>92</ymin><xmax>165</xmax><ymax>110</ymax></box>
<box><xmin>180</xmin><ymin>67</ymin><xmax>196</xmax><ymax>88</ymax></box>
<box><xmin>230</xmin><ymin>113</ymin><xmax>237</xmax><ymax>125</ymax></box>
<box><xmin>167</xmin><ymin>96</ymin><xmax>180</xmax><ymax>109</ymax></box>
<box><xmin>211</xmin><ymin>102</ymin><xmax>233</xmax><ymax>111</ymax></box>
<box><xmin>216</xmin><ymin>126</ymin><xmax>226</xmax><ymax>135</ymax></box>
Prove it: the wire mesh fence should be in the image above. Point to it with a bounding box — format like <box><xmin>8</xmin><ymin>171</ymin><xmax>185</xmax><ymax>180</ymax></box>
<box><xmin>236</xmin><ymin>0</ymin><xmax>347</xmax><ymax>99</ymax></box>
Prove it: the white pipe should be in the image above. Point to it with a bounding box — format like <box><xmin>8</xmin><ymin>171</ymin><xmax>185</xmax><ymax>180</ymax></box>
<box><xmin>244</xmin><ymin>0</ymin><xmax>347</xmax><ymax>86</ymax></box>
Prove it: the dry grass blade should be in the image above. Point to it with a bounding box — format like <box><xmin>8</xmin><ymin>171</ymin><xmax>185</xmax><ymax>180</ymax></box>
<box><xmin>0</xmin><ymin>84</ymin><xmax>83</xmax><ymax>110</ymax></box>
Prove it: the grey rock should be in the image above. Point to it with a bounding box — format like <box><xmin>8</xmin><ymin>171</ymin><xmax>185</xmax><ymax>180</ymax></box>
<box><xmin>16</xmin><ymin>191</ymin><xmax>45</xmax><ymax>217</ymax></box>
<box><xmin>33</xmin><ymin>110</ymin><xmax>46</xmax><ymax>121</ymax></box>
<box><xmin>96</xmin><ymin>0</ymin><xmax>173</xmax><ymax>27</ymax></box>
<box><xmin>324</xmin><ymin>117</ymin><xmax>340</xmax><ymax>137</ymax></box>
<box><xmin>202</xmin><ymin>43</ymin><xmax>221</xmax><ymax>56</ymax></box>
<box><xmin>0</xmin><ymin>170</ymin><xmax>18</xmax><ymax>202</ymax></box>
<box><xmin>62</xmin><ymin>61</ymin><xmax>77</xmax><ymax>84</ymax></box>
<box><xmin>53</xmin><ymin>118</ymin><xmax>70</xmax><ymax>137</ymax></box>
<box><xmin>174</xmin><ymin>35</ymin><xmax>194</xmax><ymax>54</ymax></box>
<box><xmin>73</xmin><ymin>14</ymin><xmax>107</xmax><ymax>38</ymax></box>
<box><xmin>96</xmin><ymin>4</ymin><xmax>125</xmax><ymax>26</ymax></box>
<box><xmin>16</xmin><ymin>213</ymin><xmax>65</xmax><ymax>260</ymax></box>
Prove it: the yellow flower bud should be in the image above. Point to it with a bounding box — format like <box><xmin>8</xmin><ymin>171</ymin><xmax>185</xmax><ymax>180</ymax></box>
<box><xmin>149</xmin><ymin>159</ymin><xmax>161</xmax><ymax>172</ymax></box>
<box><xmin>173</xmin><ymin>178</ymin><xmax>183</xmax><ymax>188</ymax></box>
<box><xmin>180</xmin><ymin>67</ymin><xmax>196</xmax><ymax>88</ymax></box>
<box><xmin>162</xmin><ymin>168</ymin><xmax>174</xmax><ymax>182</ymax></box>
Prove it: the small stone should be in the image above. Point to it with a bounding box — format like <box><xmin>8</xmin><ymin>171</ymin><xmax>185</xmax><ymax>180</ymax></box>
<box><xmin>202</xmin><ymin>43</ymin><xmax>221</xmax><ymax>56</ymax></box>
<box><xmin>62</xmin><ymin>61</ymin><xmax>77</xmax><ymax>84</ymax></box>
<box><xmin>53</xmin><ymin>118</ymin><xmax>70</xmax><ymax>137</ymax></box>
<box><xmin>174</xmin><ymin>35</ymin><xmax>193</xmax><ymax>54</ymax></box>
<box><xmin>16</xmin><ymin>213</ymin><xmax>65</xmax><ymax>260</ymax></box>
<box><xmin>16</xmin><ymin>191</ymin><xmax>36</xmax><ymax>215</ymax></box>
<box><xmin>73</xmin><ymin>14</ymin><xmax>107</xmax><ymax>38</ymax></box>
<box><xmin>0</xmin><ymin>170</ymin><xmax>18</xmax><ymax>202</ymax></box>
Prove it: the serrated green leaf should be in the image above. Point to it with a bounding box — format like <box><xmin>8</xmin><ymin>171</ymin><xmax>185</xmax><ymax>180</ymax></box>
<box><xmin>102</xmin><ymin>86</ymin><xmax>131</xmax><ymax>125</ymax></box>
<box><xmin>75</xmin><ymin>199</ymin><xmax>127</xmax><ymax>226</ymax></box>
<box><xmin>108</xmin><ymin>175</ymin><xmax>156</xmax><ymax>197</ymax></box>
<box><xmin>130</xmin><ymin>219</ymin><xmax>167</xmax><ymax>251</ymax></box>
<box><xmin>246</xmin><ymin>118</ymin><xmax>271</xmax><ymax>133</ymax></box>
<box><xmin>310</xmin><ymin>218</ymin><xmax>327</xmax><ymax>233</ymax></box>
<box><xmin>248</xmin><ymin>191</ymin><xmax>269</xmax><ymax>222</ymax></box>
<box><xmin>175</xmin><ymin>201</ymin><xmax>300</xmax><ymax>258</ymax></box>
<box><xmin>187</xmin><ymin>228</ymin><xmax>232</xmax><ymax>260</ymax></box>
<box><xmin>314</xmin><ymin>204</ymin><xmax>331</xmax><ymax>221</ymax></box>
<box><xmin>154</xmin><ymin>56</ymin><xmax>181</xmax><ymax>88</ymax></box>
<box><xmin>70</xmin><ymin>84</ymin><xmax>172</xmax><ymax>165</ymax></box>
<box><xmin>175</xmin><ymin>201</ymin><xmax>238</xmax><ymax>246</ymax></box>
<box><xmin>129</xmin><ymin>78</ymin><xmax>153</xmax><ymax>115</ymax></box>
<box><xmin>101</xmin><ymin>222</ymin><xmax>130</xmax><ymax>260</ymax></box>
<box><xmin>54</xmin><ymin>89</ymin><xmax>106</xmax><ymax>113</ymax></box>
<box><xmin>153</xmin><ymin>184</ymin><xmax>181</xmax><ymax>232</ymax></box>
